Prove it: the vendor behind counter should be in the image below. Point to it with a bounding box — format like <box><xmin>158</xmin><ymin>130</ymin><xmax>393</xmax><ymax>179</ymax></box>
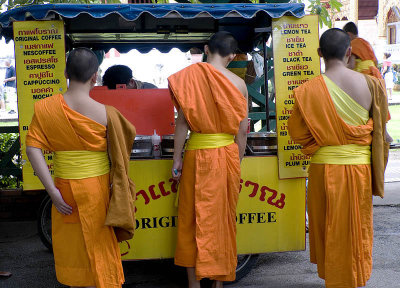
<box><xmin>102</xmin><ymin>65</ymin><xmax>157</xmax><ymax>89</ymax></box>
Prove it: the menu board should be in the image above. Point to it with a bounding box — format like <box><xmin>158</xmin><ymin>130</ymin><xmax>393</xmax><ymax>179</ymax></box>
<box><xmin>13</xmin><ymin>21</ymin><xmax>67</xmax><ymax>190</ymax></box>
<box><xmin>272</xmin><ymin>15</ymin><xmax>320</xmax><ymax>179</ymax></box>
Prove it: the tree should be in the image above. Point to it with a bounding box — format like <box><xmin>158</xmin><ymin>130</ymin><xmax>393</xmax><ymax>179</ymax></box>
<box><xmin>291</xmin><ymin>0</ymin><xmax>342</xmax><ymax>28</ymax></box>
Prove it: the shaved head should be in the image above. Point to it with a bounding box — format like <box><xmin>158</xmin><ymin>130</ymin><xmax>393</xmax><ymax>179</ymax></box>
<box><xmin>343</xmin><ymin>22</ymin><xmax>358</xmax><ymax>36</ymax></box>
<box><xmin>66</xmin><ymin>48</ymin><xmax>99</xmax><ymax>83</ymax></box>
<box><xmin>319</xmin><ymin>28</ymin><xmax>351</xmax><ymax>61</ymax></box>
<box><xmin>207</xmin><ymin>31</ymin><xmax>238</xmax><ymax>57</ymax></box>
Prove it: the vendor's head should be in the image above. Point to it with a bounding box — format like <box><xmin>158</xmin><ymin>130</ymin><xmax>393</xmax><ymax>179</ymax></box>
<box><xmin>343</xmin><ymin>22</ymin><xmax>358</xmax><ymax>40</ymax></box>
<box><xmin>65</xmin><ymin>47</ymin><xmax>99</xmax><ymax>87</ymax></box>
<box><xmin>5</xmin><ymin>59</ymin><xmax>11</xmax><ymax>67</ymax></box>
<box><xmin>103</xmin><ymin>65</ymin><xmax>137</xmax><ymax>89</ymax></box>
<box><xmin>204</xmin><ymin>31</ymin><xmax>238</xmax><ymax>66</ymax></box>
<box><xmin>318</xmin><ymin>28</ymin><xmax>351</xmax><ymax>63</ymax></box>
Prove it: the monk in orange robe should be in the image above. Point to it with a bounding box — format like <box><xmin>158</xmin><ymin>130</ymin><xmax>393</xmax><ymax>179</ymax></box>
<box><xmin>26</xmin><ymin>48</ymin><xmax>135</xmax><ymax>288</ymax></box>
<box><xmin>168</xmin><ymin>32</ymin><xmax>248</xmax><ymax>288</ymax></box>
<box><xmin>343</xmin><ymin>22</ymin><xmax>382</xmax><ymax>79</ymax></box>
<box><xmin>288</xmin><ymin>29</ymin><xmax>390</xmax><ymax>288</ymax></box>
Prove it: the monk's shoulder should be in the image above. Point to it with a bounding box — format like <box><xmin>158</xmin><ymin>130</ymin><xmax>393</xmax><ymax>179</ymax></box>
<box><xmin>106</xmin><ymin>105</ymin><xmax>135</xmax><ymax>131</ymax></box>
<box><xmin>222</xmin><ymin>68</ymin><xmax>247</xmax><ymax>96</ymax></box>
<box><xmin>293</xmin><ymin>76</ymin><xmax>322</xmax><ymax>98</ymax></box>
<box><xmin>364</xmin><ymin>75</ymin><xmax>387</xmax><ymax>101</ymax></box>
<box><xmin>34</xmin><ymin>94</ymin><xmax>60</xmax><ymax>111</ymax></box>
<box><xmin>355</xmin><ymin>37</ymin><xmax>373</xmax><ymax>50</ymax></box>
<box><xmin>106</xmin><ymin>105</ymin><xmax>123</xmax><ymax>122</ymax></box>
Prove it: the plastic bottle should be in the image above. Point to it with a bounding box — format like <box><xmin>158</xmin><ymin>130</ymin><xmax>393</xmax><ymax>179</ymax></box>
<box><xmin>152</xmin><ymin>129</ymin><xmax>161</xmax><ymax>158</ymax></box>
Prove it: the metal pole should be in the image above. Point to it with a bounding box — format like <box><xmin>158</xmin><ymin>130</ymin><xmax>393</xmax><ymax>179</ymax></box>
<box><xmin>263</xmin><ymin>34</ymin><xmax>270</xmax><ymax>131</ymax></box>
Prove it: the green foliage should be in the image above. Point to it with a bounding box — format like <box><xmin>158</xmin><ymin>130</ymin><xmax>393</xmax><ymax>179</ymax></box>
<box><xmin>1</xmin><ymin>0</ymin><xmax>121</xmax><ymax>11</ymax></box>
<box><xmin>0</xmin><ymin>133</ymin><xmax>18</xmax><ymax>152</ymax></box>
<box><xmin>0</xmin><ymin>174</ymin><xmax>19</xmax><ymax>188</ymax></box>
<box><xmin>309</xmin><ymin>0</ymin><xmax>342</xmax><ymax>28</ymax></box>
<box><xmin>0</xmin><ymin>133</ymin><xmax>21</xmax><ymax>188</ymax></box>
<box><xmin>291</xmin><ymin>0</ymin><xmax>342</xmax><ymax>28</ymax></box>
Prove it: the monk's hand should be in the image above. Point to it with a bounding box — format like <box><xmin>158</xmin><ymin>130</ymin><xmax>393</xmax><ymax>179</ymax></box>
<box><xmin>172</xmin><ymin>158</ymin><xmax>183</xmax><ymax>182</ymax></box>
<box><xmin>48</xmin><ymin>188</ymin><xmax>73</xmax><ymax>215</ymax></box>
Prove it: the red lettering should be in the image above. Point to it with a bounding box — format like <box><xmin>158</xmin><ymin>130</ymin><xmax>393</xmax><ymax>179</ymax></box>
<box><xmin>169</xmin><ymin>178</ymin><xmax>178</xmax><ymax>193</ymax></box>
<box><xmin>149</xmin><ymin>185</ymin><xmax>161</xmax><ymax>200</ymax></box>
<box><xmin>245</xmin><ymin>180</ymin><xmax>259</xmax><ymax>198</ymax></box>
<box><xmin>136</xmin><ymin>189</ymin><xmax>150</xmax><ymax>205</ymax></box>
<box><xmin>158</xmin><ymin>181</ymin><xmax>171</xmax><ymax>196</ymax></box>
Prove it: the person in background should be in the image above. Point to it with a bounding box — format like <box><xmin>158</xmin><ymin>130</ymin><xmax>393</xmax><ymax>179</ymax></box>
<box><xmin>343</xmin><ymin>22</ymin><xmax>382</xmax><ymax>79</ymax></box>
<box><xmin>102</xmin><ymin>65</ymin><xmax>157</xmax><ymax>89</ymax></box>
<box><xmin>26</xmin><ymin>48</ymin><xmax>136</xmax><ymax>288</ymax></box>
<box><xmin>288</xmin><ymin>28</ymin><xmax>391</xmax><ymax>288</ymax></box>
<box><xmin>382</xmin><ymin>53</ymin><xmax>394</xmax><ymax>100</ymax></box>
<box><xmin>0</xmin><ymin>85</ymin><xmax>5</xmax><ymax>112</ymax></box>
<box><xmin>3</xmin><ymin>59</ymin><xmax>16</xmax><ymax>88</ymax></box>
<box><xmin>3</xmin><ymin>59</ymin><xmax>16</xmax><ymax>114</ymax></box>
<box><xmin>169</xmin><ymin>31</ymin><xmax>248</xmax><ymax>288</ymax></box>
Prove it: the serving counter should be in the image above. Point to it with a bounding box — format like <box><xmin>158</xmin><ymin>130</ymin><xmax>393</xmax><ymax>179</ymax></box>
<box><xmin>123</xmin><ymin>156</ymin><xmax>305</xmax><ymax>260</ymax></box>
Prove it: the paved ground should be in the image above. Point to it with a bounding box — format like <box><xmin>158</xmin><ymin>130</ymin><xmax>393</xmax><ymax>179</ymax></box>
<box><xmin>1</xmin><ymin>201</ymin><xmax>399</xmax><ymax>288</ymax></box>
<box><xmin>1</xmin><ymin>151</ymin><xmax>399</xmax><ymax>288</ymax></box>
<box><xmin>385</xmin><ymin>148</ymin><xmax>400</xmax><ymax>183</ymax></box>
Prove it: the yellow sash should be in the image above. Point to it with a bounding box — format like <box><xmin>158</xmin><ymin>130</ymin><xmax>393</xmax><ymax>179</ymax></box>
<box><xmin>323</xmin><ymin>75</ymin><xmax>369</xmax><ymax>126</ymax></box>
<box><xmin>186</xmin><ymin>132</ymin><xmax>234</xmax><ymax>150</ymax></box>
<box><xmin>355</xmin><ymin>59</ymin><xmax>375</xmax><ymax>73</ymax></box>
<box><xmin>54</xmin><ymin>150</ymin><xmax>110</xmax><ymax>179</ymax></box>
<box><xmin>312</xmin><ymin>144</ymin><xmax>371</xmax><ymax>165</ymax></box>
<box><xmin>312</xmin><ymin>76</ymin><xmax>371</xmax><ymax>165</ymax></box>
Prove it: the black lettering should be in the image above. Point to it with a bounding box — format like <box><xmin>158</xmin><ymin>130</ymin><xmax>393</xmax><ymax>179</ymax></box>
<box><xmin>248</xmin><ymin>213</ymin><xmax>256</xmax><ymax>224</ymax></box>
<box><xmin>239</xmin><ymin>213</ymin><xmax>247</xmax><ymax>224</ymax></box>
<box><xmin>268</xmin><ymin>212</ymin><xmax>277</xmax><ymax>223</ymax></box>
<box><xmin>159</xmin><ymin>217</ymin><xmax>170</xmax><ymax>228</ymax></box>
<box><xmin>257</xmin><ymin>213</ymin><xmax>266</xmax><ymax>224</ymax></box>
<box><xmin>142</xmin><ymin>218</ymin><xmax>152</xmax><ymax>229</ymax></box>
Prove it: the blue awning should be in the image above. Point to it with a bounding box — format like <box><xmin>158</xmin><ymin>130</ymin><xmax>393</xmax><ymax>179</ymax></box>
<box><xmin>0</xmin><ymin>3</ymin><xmax>304</xmax><ymax>27</ymax></box>
<box><xmin>0</xmin><ymin>3</ymin><xmax>305</xmax><ymax>52</ymax></box>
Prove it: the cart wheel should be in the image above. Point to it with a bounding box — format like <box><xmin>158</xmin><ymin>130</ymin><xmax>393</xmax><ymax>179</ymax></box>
<box><xmin>227</xmin><ymin>254</ymin><xmax>259</xmax><ymax>284</ymax></box>
<box><xmin>37</xmin><ymin>194</ymin><xmax>53</xmax><ymax>252</ymax></box>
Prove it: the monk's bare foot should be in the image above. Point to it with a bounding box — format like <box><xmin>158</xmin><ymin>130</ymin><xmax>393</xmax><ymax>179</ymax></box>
<box><xmin>0</xmin><ymin>271</ymin><xmax>12</xmax><ymax>278</ymax></box>
<box><xmin>212</xmin><ymin>280</ymin><xmax>223</xmax><ymax>288</ymax></box>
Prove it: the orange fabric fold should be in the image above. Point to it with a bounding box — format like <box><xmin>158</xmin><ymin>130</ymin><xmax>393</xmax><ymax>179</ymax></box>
<box><xmin>351</xmin><ymin>38</ymin><xmax>382</xmax><ymax>79</ymax></box>
<box><xmin>288</xmin><ymin>75</ymin><xmax>389</xmax><ymax>288</ymax></box>
<box><xmin>26</xmin><ymin>94</ymin><xmax>124</xmax><ymax>288</ymax></box>
<box><xmin>168</xmin><ymin>63</ymin><xmax>247</xmax><ymax>282</ymax></box>
<box><xmin>105</xmin><ymin>106</ymin><xmax>137</xmax><ymax>242</ymax></box>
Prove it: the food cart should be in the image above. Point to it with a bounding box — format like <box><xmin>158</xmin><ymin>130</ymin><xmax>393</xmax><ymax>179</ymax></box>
<box><xmin>0</xmin><ymin>3</ymin><xmax>321</xmax><ymax>281</ymax></box>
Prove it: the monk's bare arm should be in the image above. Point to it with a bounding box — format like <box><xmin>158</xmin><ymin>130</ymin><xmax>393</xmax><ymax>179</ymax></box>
<box><xmin>172</xmin><ymin>109</ymin><xmax>189</xmax><ymax>181</ymax></box>
<box><xmin>386</xmin><ymin>131</ymin><xmax>393</xmax><ymax>143</ymax></box>
<box><xmin>26</xmin><ymin>146</ymin><xmax>72</xmax><ymax>215</ymax></box>
<box><xmin>235</xmin><ymin>87</ymin><xmax>248</xmax><ymax>162</ymax></box>
<box><xmin>347</xmin><ymin>55</ymin><xmax>356</xmax><ymax>70</ymax></box>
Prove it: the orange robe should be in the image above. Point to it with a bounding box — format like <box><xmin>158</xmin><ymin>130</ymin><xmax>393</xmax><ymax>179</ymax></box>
<box><xmin>288</xmin><ymin>75</ymin><xmax>388</xmax><ymax>287</ymax></box>
<box><xmin>351</xmin><ymin>38</ymin><xmax>382</xmax><ymax>79</ymax></box>
<box><xmin>168</xmin><ymin>63</ymin><xmax>247</xmax><ymax>281</ymax></box>
<box><xmin>26</xmin><ymin>94</ymin><xmax>124</xmax><ymax>288</ymax></box>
